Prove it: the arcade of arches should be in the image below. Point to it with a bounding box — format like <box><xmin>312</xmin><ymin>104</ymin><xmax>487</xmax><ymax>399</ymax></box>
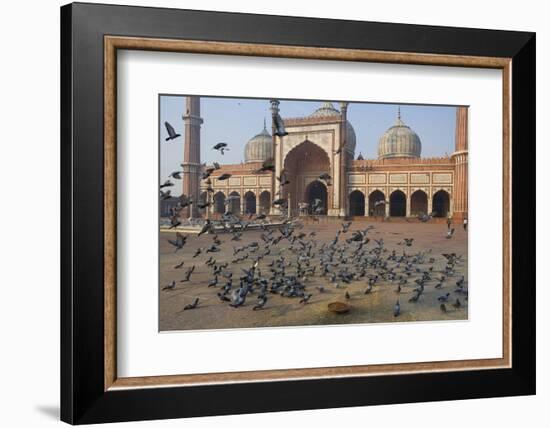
<box><xmin>210</xmin><ymin>190</ymin><xmax>272</xmax><ymax>216</ymax></box>
<box><xmin>347</xmin><ymin>189</ymin><xmax>451</xmax><ymax>218</ymax></box>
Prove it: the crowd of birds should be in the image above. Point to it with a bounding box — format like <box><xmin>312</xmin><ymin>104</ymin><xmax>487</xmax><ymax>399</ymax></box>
<box><xmin>162</xmin><ymin>218</ymin><xmax>468</xmax><ymax>321</ymax></box>
<box><xmin>161</xmin><ymin>120</ymin><xmax>467</xmax><ymax>322</ymax></box>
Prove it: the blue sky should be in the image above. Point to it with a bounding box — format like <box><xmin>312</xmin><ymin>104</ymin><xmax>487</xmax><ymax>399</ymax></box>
<box><xmin>160</xmin><ymin>95</ymin><xmax>457</xmax><ymax>194</ymax></box>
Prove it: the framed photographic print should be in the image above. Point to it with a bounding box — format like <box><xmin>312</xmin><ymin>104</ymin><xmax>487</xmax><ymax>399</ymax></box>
<box><xmin>61</xmin><ymin>2</ymin><xmax>535</xmax><ymax>424</ymax></box>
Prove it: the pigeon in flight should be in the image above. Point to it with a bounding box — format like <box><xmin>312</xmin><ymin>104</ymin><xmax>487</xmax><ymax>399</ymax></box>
<box><xmin>160</xmin><ymin>180</ymin><xmax>174</xmax><ymax>189</ymax></box>
<box><xmin>273</xmin><ymin>113</ymin><xmax>288</xmax><ymax>137</ymax></box>
<box><xmin>167</xmin><ymin>232</ymin><xmax>187</xmax><ymax>252</ymax></box>
<box><xmin>164</xmin><ymin>121</ymin><xmax>181</xmax><ymax>141</ymax></box>
<box><xmin>217</xmin><ymin>173</ymin><xmax>232</xmax><ymax>181</ymax></box>
<box><xmin>255</xmin><ymin>160</ymin><xmax>275</xmax><ymax>173</ymax></box>
<box><xmin>213</xmin><ymin>142</ymin><xmax>229</xmax><ymax>155</ymax></box>
<box><xmin>169</xmin><ymin>171</ymin><xmax>183</xmax><ymax>179</ymax></box>
<box><xmin>374</xmin><ymin>200</ymin><xmax>389</xmax><ymax>207</ymax></box>
<box><xmin>198</xmin><ymin>220</ymin><xmax>214</xmax><ymax>237</ymax></box>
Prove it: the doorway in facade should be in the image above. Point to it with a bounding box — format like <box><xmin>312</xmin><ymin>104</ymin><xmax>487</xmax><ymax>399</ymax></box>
<box><xmin>390</xmin><ymin>190</ymin><xmax>406</xmax><ymax>217</ymax></box>
<box><xmin>213</xmin><ymin>192</ymin><xmax>225</xmax><ymax>214</ymax></box>
<box><xmin>432</xmin><ymin>190</ymin><xmax>450</xmax><ymax>217</ymax></box>
<box><xmin>368</xmin><ymin>190</ymin><xmax>386</xmax><ymax>216</ymax></box>
<box><xmin>349</xmin><ymin>190</ymin><xmax>365</xmax><ymax>216</ymax></box>
<box><xmin>305</xmin><ymin>180</ymin><xmax>328</xmax><ymax>214</ymax></box>
<box><xmin>259</xmin><ymin>191</ymin><xmax>271</xmax><ymax>214</ymax></box>
<box><xmin>410</xmin><ymin>190</ymin><xmax>428</xmax><ymax>216</ymax></box>
<box><xmin>244</xmin><ymin>191</ymin><xmax>256</xmax><ymax>215</ymax></box>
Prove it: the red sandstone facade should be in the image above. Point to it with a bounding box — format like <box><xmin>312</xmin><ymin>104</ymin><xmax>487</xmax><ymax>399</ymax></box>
<box><xmin>179</xmin><ymin>97</ymin><xmax>468</xmax><ymax>222</ymax></box>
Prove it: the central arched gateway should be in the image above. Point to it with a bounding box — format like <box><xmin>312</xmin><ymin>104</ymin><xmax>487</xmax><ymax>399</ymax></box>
<box><xmin>283</xmin><ymin>140</ymin><xmax>331</xmax><ymax>215</ymax></box>
<box><xmin>305</xmin><ymin>180</ymin><xmax>328</xmax><ymax>214</ymax></box>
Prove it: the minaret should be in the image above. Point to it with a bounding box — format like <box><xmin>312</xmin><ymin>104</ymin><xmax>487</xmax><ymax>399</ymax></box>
<box><xmin>339</xmin><ymin>102</ymin><xmax>349</xmax><ymax>217</ymax></box>
<box><xmin>270</xmin><ymin>99</ymin><xmax>280</xmax><ymax>215</ymax></box>
<box><xmin>452</xmin><ymin>106</ymin><xmax>468</xmax><ymax>222</ymax></box>
<box><xmin>181</xmin><ymin>96</ymin><xmax>203</xmax><ymax>218</ymax></box>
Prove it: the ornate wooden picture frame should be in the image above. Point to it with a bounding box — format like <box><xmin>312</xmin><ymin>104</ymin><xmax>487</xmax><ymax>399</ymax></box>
<box><xmin>61</xmin><ymin>2</ymin><xmax>535</xmax><ymax>424</ymax></box>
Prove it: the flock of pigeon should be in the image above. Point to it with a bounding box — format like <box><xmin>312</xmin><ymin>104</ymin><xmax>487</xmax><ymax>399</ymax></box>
<box><xmin>162</xmin><ymin>217</ymin><xmax>468</xmax><ymax>322</ymax></box>
<box><xmin>160</xmin><ymin>120</ymin><xmax>467</xmax><ymax>324</ymax></box>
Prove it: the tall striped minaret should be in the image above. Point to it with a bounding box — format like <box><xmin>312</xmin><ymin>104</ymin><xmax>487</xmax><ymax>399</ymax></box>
<box><xmin>181</xmin><ymin>96</ymin><xmax>203</xmax><ymax>218</ymax></box>
<box><xmin>452</xmin><ymin>106</ymin><xmax>468</xmax><ymax>222</ymax></box>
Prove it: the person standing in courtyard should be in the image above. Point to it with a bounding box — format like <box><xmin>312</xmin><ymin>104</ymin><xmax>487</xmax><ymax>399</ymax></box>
<box><xmin>463</xmin><ymin>217</ymin><xmax>468</xmax><ymax>231</ymax></box>
<box><xmin>446</xmin><ymin>216</ymin><xmax>452</xmax><ymax>230</ymax></box>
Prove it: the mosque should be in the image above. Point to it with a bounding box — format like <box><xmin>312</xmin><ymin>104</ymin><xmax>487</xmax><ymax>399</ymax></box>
<box><xmin>178</xmin><ymin>96</ymin><xmax>468</xmax><ymax>221</ymax></box>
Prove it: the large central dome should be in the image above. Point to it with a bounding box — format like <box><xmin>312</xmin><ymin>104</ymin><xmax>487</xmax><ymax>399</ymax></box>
<box><xmin>377</xmin><ymin>108</ymin><xmax>422</xmax><ymax>159</ymax></box>
<box><xmin>244</xmin><ymin>121</ymin><xmax>273</xmax><ymax>163</ymax></box>
<box><xmin>310</xmin><ymin>102</ymin><xmax>356</xmax><ymax>158</ymax></box>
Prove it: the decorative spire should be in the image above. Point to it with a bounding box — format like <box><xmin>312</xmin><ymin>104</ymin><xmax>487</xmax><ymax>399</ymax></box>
<box><xmin>395</xmin><ymin>106</ymin><xmax>405</xmax><ymax>126</ymax></box>
<box><xmin>263</xmin><ymin>117</ymin><xmax>267</xmax><ymax>131</ymax></box>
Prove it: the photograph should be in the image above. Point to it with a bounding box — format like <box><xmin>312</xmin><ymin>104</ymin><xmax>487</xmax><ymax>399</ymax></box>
<box><xmin>159</xmin><ymin>95</ymin><xmax>469</xmax><ymax>331</ymax></box>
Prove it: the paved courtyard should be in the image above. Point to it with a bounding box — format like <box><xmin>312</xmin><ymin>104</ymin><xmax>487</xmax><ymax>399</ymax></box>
<box><xmin>159</xmin><ymin>219</ymin><xmax>468</xmax><ymax>331</ymax></box>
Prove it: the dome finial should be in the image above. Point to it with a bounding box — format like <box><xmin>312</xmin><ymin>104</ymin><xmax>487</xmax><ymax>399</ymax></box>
<box><xmin>263</xmin><ymin>117</ymin><xmax>266</xmax><ymax>130</ymax></box>
<box><xmin>397</xmin><ymin>106</ymin><xmax>401</xmax><ymax>120</ymax></box>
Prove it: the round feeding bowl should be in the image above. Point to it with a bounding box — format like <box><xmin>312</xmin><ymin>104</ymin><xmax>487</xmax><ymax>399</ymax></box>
<box><xmin>328</xmin><ymin>301</ymin><xmax>351</xmax><ymax>314</ymax></box>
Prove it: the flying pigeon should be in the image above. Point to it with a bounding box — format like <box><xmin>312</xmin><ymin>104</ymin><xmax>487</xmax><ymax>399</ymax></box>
<box><xmin>164</xmin><ymin>121</ymin><xmax>181</xmax><ymax>141</ymax></box>
<box><xmin>213</xmin><ymin>142</ymin><xmax>229</xmax><ymax>155</ymax></box>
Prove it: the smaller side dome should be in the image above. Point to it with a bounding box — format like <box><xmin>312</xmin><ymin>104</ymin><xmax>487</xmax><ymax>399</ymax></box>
<box><xmin>377</xmin><ymin>107</ymin><xmax>422</xmax><ymax>159</ymax></box>
<box><xmin>244</xmin><ymin>120</ymin><xmax>273</xmax><ymax>163</ymax></box>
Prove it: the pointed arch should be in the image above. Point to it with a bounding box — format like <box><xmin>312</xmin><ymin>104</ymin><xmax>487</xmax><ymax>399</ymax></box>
<box><xmin>432</xmin><ymin>190</ymin><xmax>450</xmax><ymax>217</ymax></box>
<box><xmin>305</xmin><ymin>180</ymin><xmax>328</xmax><ymax>214</ymax></box>
<box><xmin>244</xmin><ymin>191</ymin><xmax>256</xmax><ymax>215</ymax></box>
<box><xmin>410</xmin><ymin>190</ymin><xmax>428</xmax><ymax>216</ymax></box>
<box><xmin>368</xmin><ymin>190</ymin><xmax>385</xmax><ymax>216</ymax></box>
<box><xmin>213</xmin><ymin>191</ymin><xmax>225</xmax><ymax>214</ymax></box>
<box><xmin>228</xmin><ymin>191</ymin><xmax>241</xmax><ymax>215</ymax></box>
<box><xmin>349</xmin><ymin>190</ymin><xmax>365</xmax><ymax>216</ymax></box>
<box><xmin>390</xmin><ymin>190</ymin><xmax>406</xmax><ymax>217</ymax></box>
